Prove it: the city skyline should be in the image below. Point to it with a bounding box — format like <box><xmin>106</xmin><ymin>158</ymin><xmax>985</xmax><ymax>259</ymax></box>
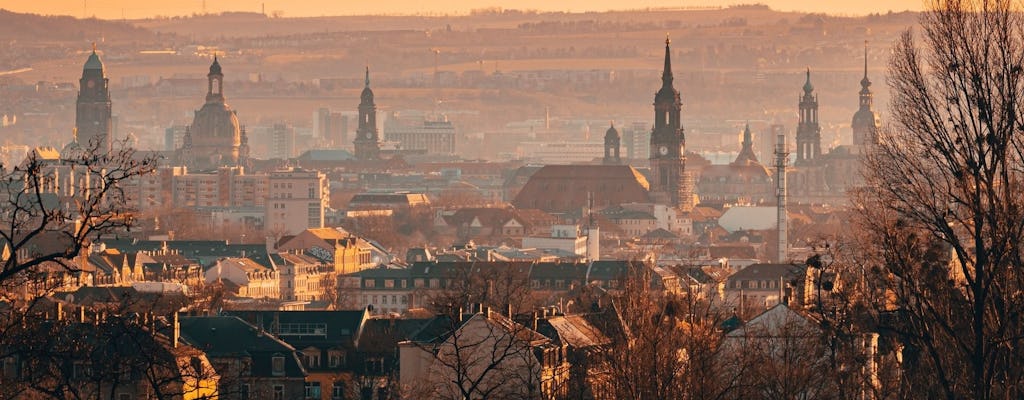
<box><xmin>13</xmin><ymin>0</ymin><xmax>924</xmax><ymax>19</ymax></box>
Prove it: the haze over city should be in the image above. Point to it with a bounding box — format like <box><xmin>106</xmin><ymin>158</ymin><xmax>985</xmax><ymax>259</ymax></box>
<box><xmin>0</xmin><ymin>1</ymin><xmax>1021</xmax><ymax>399</ymax></box>
<box><xmin>12</xmin><ymin>0</ymin><xmax>924</xmax><ymax>18</ymax></box>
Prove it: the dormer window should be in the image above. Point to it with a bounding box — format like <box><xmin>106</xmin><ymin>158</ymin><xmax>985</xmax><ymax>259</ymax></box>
<box><xmin>272</xmin><ymin>354</ymin><xmax>285</xmax><ymax>376</ymax></box>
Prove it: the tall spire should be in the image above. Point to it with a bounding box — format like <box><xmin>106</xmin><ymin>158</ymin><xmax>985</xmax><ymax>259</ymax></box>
<box><xmin>662</xmin><ymin>34</ymin><xmax>673</xmax><ymax>88</ymax></box>
<box><xmin>860</xmin><ymin>41</ymin><xmax>872</xmax><ymax>90</ymax></box>
<box><xmin>364</xmin><ymin>66</ymin><xmax>370</xmax><ymax>88</ymax></box>
<box><xmin>734</xmin><ymin>121</ymin><xmax>758</xmax><ymax>165</ymax></box>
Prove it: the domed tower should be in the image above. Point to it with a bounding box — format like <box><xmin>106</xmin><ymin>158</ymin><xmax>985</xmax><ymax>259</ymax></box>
<box><xmin>852</xmin><ymin>42</ymin><xmax>880</xmax><ymax>147</ymax></box>
<box><xmin>796</xmin><ymin>68</ymin><xmax>821</xmax><ymax>165</ymax></box>
<box><xmin>186</xmin><ymin>55</ymin><xmax>241</xmax><ymax>171</ymax></box>
<box><xmin>649</xmin><ymin>35</ymin><xmax>691</xmax><ymax>211</ymax></box>
<box><xmin>76</xmin><ymin>44</ymin><xmax>112</xmax><ymax>154</ymax></box>
<box><xmin>354</xmin><ymin>67</ymin><xmax>381</xmax><ymax>160</ymax></box>
<box><xmin>603</xmin><ymin>122</ymin><xmax>620</xmax><ymax>165</ymax></box>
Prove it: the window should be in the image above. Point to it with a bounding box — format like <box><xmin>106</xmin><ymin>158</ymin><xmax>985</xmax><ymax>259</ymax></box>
<box><xmin>332</xmin><ymin>381</ymin><xmax>347</xmax><ymax>399</ymax></box>
<box><xmin>384</xmin><ymin>279</ymin><xmax>394</xmax><ymax>288</ymax></box>
<box><xmin>392</xmin><ymin>295</ymin><xmax>397</xmax><ymax>304</ymax></box>
<box><xmin>329</xmin><ymin>351</ymin><xmax>345</xmax><ymax>368</ymax></box>
<box><xmin>272</xmin><ymin>355</ymin><xmax>286</xmax><ymax>376</ymax></box>
<box><xmin>364</xmin><ymin>279</ymin><xmax>375</xmax><ymax>288</ymax></box>
<box><xmin>240</xmin><ymin>384</ymin><xmax>250</xmax><ymax>400</ymax></box>
<box><xmin>305</xmin><ymin>382</ymin><xmax>322</xmax><ymax>399</ymax></box>
<box><xmin>414</xmin><ymin>279</ymin><xmax>424</xmax><ymax>288</ymax></box>
<box><xmin>274</xmin><ymin>385</ymin><xmax>285</xmax><ymax>400</ymax></box>
<box><xmin>401</xmin><ymin>295</ymin><xmax>408</xmax><ymax>304</ymax></box>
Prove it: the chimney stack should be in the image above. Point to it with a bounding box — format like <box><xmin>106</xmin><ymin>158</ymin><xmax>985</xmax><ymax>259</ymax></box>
<box><xmin>173</xmin><ymin>312</ymin><xmax>180</xmax><ymax>348</ymax></box>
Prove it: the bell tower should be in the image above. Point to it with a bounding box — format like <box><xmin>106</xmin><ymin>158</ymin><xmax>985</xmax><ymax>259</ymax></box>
<box><xmin>649</xmin><ymin>36</ymin><xmax>691</xmax><ymax>211</ymax></box>
<box><xmin>852</xmin><ymin>42</ymin><xmax>880</xmax><ymax>147</ymax></box>
<box><xmin>796</xmin><ymin>68</ymin><xmax>821</xmax><ymax>165</ymax></box>
<box><xmin>603</xmin><ymin>122</ymin><xmax>620</xmax><ymax>165</ymax></box>
<box><xmin>354</xmin><ymin>67</ymin><xmax>381</xmax><ymax>160</ymax></box>
<box><xmin>76</xmin><ymin>44</ymin><xmax>112</xmax><ymax>153</ymax></box>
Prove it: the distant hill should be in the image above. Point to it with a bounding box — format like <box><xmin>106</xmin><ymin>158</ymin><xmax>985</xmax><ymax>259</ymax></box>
<box><xmin>0</xmin><ymin>9</ymin><xmax>155</xmax><ymax>42</ymax></box>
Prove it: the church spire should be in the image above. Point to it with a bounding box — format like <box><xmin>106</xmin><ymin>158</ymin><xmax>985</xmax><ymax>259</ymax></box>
<box><xmin>365</xmin><ymin>66</ymin><xmax>370</xmax><ymax>88</ymax></box>
<box><xmin>662</xmin><ymin>34</ymin><xmax>673</xmax><ymax>89</ymax></box>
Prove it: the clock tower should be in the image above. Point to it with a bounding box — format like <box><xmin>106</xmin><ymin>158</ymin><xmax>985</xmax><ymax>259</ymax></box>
<box><xmin>649</xmin><ymin>36</ymin><xmax>691</xmax><ymax>211</ymax></box>
<box><xmin>354</xmin><ymin>67</ymin><xmax>381</xmax><ymax>160</ymax></box>
<box><xmin>76</xmin><ymin>45</ymin><xmax>112</xmax><ymax>154</ymax></box>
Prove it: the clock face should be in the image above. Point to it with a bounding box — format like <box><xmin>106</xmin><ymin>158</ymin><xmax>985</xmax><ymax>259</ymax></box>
<box><xmin>659</xmin><ymin>146</ymin><xmax>669</xmax><ymax>156</ymax></box>
<box><xmin>364</xmin><ymin>132</ymin><xmax>373</xmax><ymax>139</ymax></box>
<box><xmin>86</xmin><ymin>79</ymin><xmax>95</xmax><ymax>88</ymax></box>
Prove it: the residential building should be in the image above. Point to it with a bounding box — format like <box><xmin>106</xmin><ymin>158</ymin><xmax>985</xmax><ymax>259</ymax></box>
<box><xmin>177</xmin><ymin>316</ymin><xmax>307</xmax><ymax>400</ymax></box>
<box><xmin>265</xmin><ymin>168</ymin><xmax>329</xmax><ymax>236</ymax></box>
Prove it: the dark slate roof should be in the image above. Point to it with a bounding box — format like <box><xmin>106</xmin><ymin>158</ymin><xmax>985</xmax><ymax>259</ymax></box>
<box><xmin>177</xmin><ymin>316</ymin><xmax>306</xmax><ymax>378</ymax></box>
<box><xmin>728</xmin><ymin>263</ymin><xmax>804</xmax><ymax>283</ymax></box>
<box><xmin>224</xmin><ymin>310</ymin><xmax>369</xmax><ymax>349</ymax></box>
<box><xmin>101</xmin><ymin>239</ymin><xmax>272</xmax><ymax>268</ymax></box>
<box><xmin>530</xmin><ymin>261</ymin><xmax>588</xmax><ymax>281</ymax></box>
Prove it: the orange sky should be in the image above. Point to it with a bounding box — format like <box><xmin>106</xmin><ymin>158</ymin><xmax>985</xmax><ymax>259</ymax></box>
<box><xmin>7</xmin><ymin>0</ymin><xmax>925</xmax><ymax>19</ymax></box>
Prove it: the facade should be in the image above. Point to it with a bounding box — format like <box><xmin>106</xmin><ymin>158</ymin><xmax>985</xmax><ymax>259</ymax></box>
<box><xmin>277</xmin><ymin>228</ymin><xmax>374</xmax><ymax>275</ymax></box>
<box><xmin>277</xmin><ymin>252</ymin><xmax>331</xmax><ymax>302</ymax></box>
<box><xmin>648</xmin><ymin>37</ymin><xmax>692</xmax><ymax>211</ymax></box>
<box><xmin>383</xmin><ymin>114</ymin><xmax>456</xmax><ymax>155</ymax></box>
<box><xmin>353</xmin><ymin>68</ymin><xmax>381</xmax><ymax>161</ymax></box>
<box><xmin>180</xmin><ymin>57</ymin><xmax>249</xmax><ymax>171</ymax></box>
<box><xmin>75</xmin><ymin>46</ymin><xmax>112</xmax><ymax>153</ymax></box>
<box><xmin>264</xmin><ymin>168</ymin><xmax>329</xmax><ymax>236</ymax></box>
<box><xmin>723</xmin><ymin>263</ymin><xmax>805</xmax><ymax>312</ymax></box>
<box><xmin>207</xmin><ymin>257</ymin><xmax>280</xmax><ymax>299</ymax></box>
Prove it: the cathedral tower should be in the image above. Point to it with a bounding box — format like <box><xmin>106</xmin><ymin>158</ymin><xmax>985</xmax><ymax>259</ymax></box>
<box><xmin>852</xmin><ymin>42</ymin><xmax>880</xmax><ymax>147</ymax></box>
<box><xmin>603</xmin><ymin>122</ymin><xmax>620</xmax><ymax>165</ymax></box>
<box><xmin>796</xmin><ymin>69</ymin><xmax>821</xmax><ymax>165</ymax></box>
<box><xmin>354</xmin><ymin>67</ymin><xmax>381</xmax><ymax>160</ymax></box>
<box><xmin>649</xmin><ymin>36</ymin><xmax>690</xmax><ymax>210</ymax></box>
<box><xmin>76</xmin><ymin>44</ymin><xmax>112</xmax><ymax>153</ymax></box>
<box><xmin>185</xmin><ymin>56</ymin><xmax>241</xmax><ymax>171</ymax></box>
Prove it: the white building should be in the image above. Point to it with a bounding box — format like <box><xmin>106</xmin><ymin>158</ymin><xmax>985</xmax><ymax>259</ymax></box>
<box><xmin>264</xmin><ymin>168</ymin><xmax>329</xmax><ymax>236</ymax></box>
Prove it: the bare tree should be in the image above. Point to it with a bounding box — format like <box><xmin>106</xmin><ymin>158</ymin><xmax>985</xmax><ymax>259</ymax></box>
<box><xmin>858</xmin><ymin>1</ymin><xmax>1024</xmax><ymax>398</ymax></box>
<box><xmin>0</xmin><ymin>138</ymin><xmax>156</xmax><ymax>291</ymax></box>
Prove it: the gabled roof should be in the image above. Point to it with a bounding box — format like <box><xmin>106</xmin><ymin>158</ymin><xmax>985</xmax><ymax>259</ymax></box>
<box><xmin>725</xmin><ymin>303</ymin><xmax>818</xmax><ymax>337</ymax></box>
<box><xmin>540</xmin><ymin>315</ymin><xmax>611</xmax><ymax>348</ymax></box>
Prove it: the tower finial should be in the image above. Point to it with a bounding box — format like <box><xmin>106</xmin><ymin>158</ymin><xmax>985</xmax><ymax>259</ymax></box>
<box><xmin>365</xmin><ymin>65</ymin><xmax>370</xmax><ymax>88</ymax></box>
<box><xmin>91</xmin><ymin>42</ymin><xmax>97</xmax><ymax>53</ymax></box>
<box><xmin>665</xmin><ymin>32</ymin><xmax>670</xmax><ymax>46</ymax></box>
<box><xmin>803</xmin><ymin>67</ymin><xmax>813</xmax><ymax>92</ymax></box>
<box><xmin>863</xmin><ymin>40</ymin><xmax>868</xmax><ymax>79</ymax></box>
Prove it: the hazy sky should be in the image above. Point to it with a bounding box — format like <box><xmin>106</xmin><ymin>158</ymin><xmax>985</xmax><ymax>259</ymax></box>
<box><xmin>8</xmin><ymin>0</ymin><xmax>925</xmax><ymax>19</ymax></box>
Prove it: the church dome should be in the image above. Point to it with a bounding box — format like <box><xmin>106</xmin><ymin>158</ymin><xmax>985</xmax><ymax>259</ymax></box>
<box><xmin>192</xmin><ymin>102</ymin><xmax>241</xmax><ymax>146</ymax></box>
<box><xmin>852</xmin><ymin>108</ymin><xmax>880</xmax><ymax>129</ymax></box>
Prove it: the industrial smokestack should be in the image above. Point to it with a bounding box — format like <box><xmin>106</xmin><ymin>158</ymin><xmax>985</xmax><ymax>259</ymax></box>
<box><xmin>775</xmin><ymin>133</ymin><xmax>789</xmax><ymax>263</ymax></box>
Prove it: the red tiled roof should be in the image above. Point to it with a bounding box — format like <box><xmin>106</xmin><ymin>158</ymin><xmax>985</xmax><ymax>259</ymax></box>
<box><xmin>512</xmin><ymin>165</ymin><xmax>651</xmax><ymax>213</ymax></box>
